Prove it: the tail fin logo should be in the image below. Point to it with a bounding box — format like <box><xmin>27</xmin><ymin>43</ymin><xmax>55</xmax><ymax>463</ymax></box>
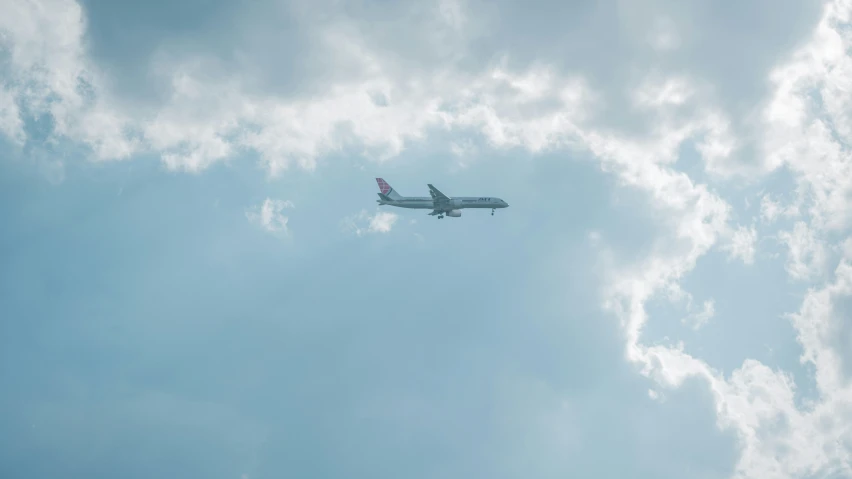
<box><xmin>376</xmin><ymin>178</ymin><xmax>391</xmax><ymax>195</ymax></box>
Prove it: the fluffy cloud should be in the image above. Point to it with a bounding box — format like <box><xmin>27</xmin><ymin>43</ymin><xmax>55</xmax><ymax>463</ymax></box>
<box><xmin>601</xmin><ymin>2</ymin><xmax>852</xmax><ymax>478</ymax></box>
<box><xmin>0</xmin><ymin>0</ymin><xmax>797</xmax><ymax>177</ymax></box>
<box><xmin>341</xmin><ymin>210</ymin><xmax>399</xmax><ymax>236</ymax></box>
<box><xmin>723</xmin><ymin>224</ymin><xmax>758</xmax><ymax>265</ymax></box>
<box><xmin>683</xmin><ymin>299</ymin><xmax>715</xmax><ymax>330</ymax></box>
<box><xmin>246</xmin><ymin>198</ymin><xmax>294</xmax><ymax>235</ymax></box>
<box><xmin>760</xmin><ymin>0</ymin><xmax>852</xmax><ymax>232</ymax></box>
<box><xmin>760</xmin><ymin>193</ymin><xmax>799</xmax><ymax>224</ymax></box>
<box><xmin>0</xmin><ymin>0</ymin><xmax>138</xmax><ymax>159</ymax></box>
<box><xmin>778</xmin><ymin>221</ymin><xmax>827</xmax><ymax>281</ymax></box>
<box><xmin>0</xmin><ymin>87</ymin><xmax>24</xmax><ymax>144</ymax></box>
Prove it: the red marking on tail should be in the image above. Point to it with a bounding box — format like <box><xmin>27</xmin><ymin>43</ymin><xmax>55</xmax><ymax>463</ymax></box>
<box><xmin>376</xmin><ymin>178</ymin><xmax>391</xmax><ymax>195</ymax></box>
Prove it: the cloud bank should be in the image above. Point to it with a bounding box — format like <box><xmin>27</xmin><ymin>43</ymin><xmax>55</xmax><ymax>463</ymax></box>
<box><xmin>3</xmin><ymin>0</ymin><xmax>852</xmax><ymax>477</ymax></box>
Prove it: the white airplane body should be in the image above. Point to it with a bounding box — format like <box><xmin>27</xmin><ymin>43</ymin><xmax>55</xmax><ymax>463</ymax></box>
<box><xmin>375</xmin><ymin>178</ymin><xmax>509</xmax><ymax>219</ymax></box>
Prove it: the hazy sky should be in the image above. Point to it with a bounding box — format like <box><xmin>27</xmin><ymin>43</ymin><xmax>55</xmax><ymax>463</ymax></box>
<box><xmin>2</xmin><ymin>0</ymin><xmax>852</xmax><ymax>478</ymax></box>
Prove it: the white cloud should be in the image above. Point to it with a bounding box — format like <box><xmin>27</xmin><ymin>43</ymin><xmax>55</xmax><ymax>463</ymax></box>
<box><xmin>368</xmin><ymin>211</ymin><xmax>398</xmax><ymax>233</ymax></box>
<box><xmin>0</xmin><ymin>0</ymin><xmax>139</xmax><ymax>160</ymax></box>
<box><xmin>246</xmin><ymin>198</ymin><xmax>294</xmax><ymax>236</ymax></box>
<box><xmin>778</xmin><ymin>221</ymin><xmax>827</xmax><ymax>281</ymax></box>
<box><xmin>723</xmin><ymin>224</ymin><xmax>758</xmax><ymax>265</ymax></box>
<box><xmin>632</xmin><ymin>76</ymin><xmax>694</xmax><ymax>109</ymax></box>
<box><xmin>597</xmin><ymin>2</ymin><xmax>852</xmax><ymax>478</ymax></box>
<box><xmin>683</xmin><ymin>299</ymin><xmax>715</xmax><ymax>330</ymax></box>
<box><xmin>341</xmin><ymin>210</ymin><xmax>399</xmax><ymax>236</ymax></box>
<box><xmin>0</xmin><ymin>0</ymin><xmax>594</xmax><ymax>174</ymax></box>
<box><xmin>449</xmin><ymin>138</ymin><xmax>478</xmax><ymax>169</ymax></box>
<box><xmin>759</xmin><ymin>193</ymin><xmax>799</xmax><ymax>224</ymax></box>
<box><xmin>760</xmin><ymin>0</ymin><xmax>852</xmax><ymax>232</ymax></box>
<box><xmin>719</xmin><ymin>249</ymin><xmax>852</xmax><ymax>479</ymax></box>
<box><xmin>0</xmin><ymin>87</ymin><xmax>24</xmax><ymax>144</ymax></box>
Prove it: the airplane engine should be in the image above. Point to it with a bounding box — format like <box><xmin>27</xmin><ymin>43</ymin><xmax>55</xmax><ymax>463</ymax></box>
<box><xmin>446</xmin><ymin>209</ymin><xmax>462</xmax><ymax>217</ymax></box>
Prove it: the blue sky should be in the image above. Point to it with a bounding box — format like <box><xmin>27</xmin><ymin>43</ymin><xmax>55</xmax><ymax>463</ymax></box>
<box><xmin>2</xmin><ymin>1</ymin><xmax>852</xmax><ymax>478</ymax></box>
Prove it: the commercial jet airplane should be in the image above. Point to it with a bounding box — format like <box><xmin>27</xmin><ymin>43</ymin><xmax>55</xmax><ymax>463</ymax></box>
<box><xmin>375</xmin><ymin>178</ymin><xmax>509</xmax><ymax>219</ymax></box>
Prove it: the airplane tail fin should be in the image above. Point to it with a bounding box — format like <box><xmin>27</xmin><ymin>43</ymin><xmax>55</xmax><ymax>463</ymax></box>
<box><xmin>376</xmin><ymin>178</ymin><xmax>403</xmax><ymax>200</ymax></box>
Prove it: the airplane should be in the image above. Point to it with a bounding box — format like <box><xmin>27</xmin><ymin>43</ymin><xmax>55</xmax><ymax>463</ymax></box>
<box><xmin>375</xmin><ymin>178</ymin><xmax>509</xmax><ymax>219</ymax></box>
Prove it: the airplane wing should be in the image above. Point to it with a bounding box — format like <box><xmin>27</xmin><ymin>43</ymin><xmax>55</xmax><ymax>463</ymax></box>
<box><xmin>427</xmin><ymin>184</ymin><xmax>451</xmax><ymax>206</ymax></box>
